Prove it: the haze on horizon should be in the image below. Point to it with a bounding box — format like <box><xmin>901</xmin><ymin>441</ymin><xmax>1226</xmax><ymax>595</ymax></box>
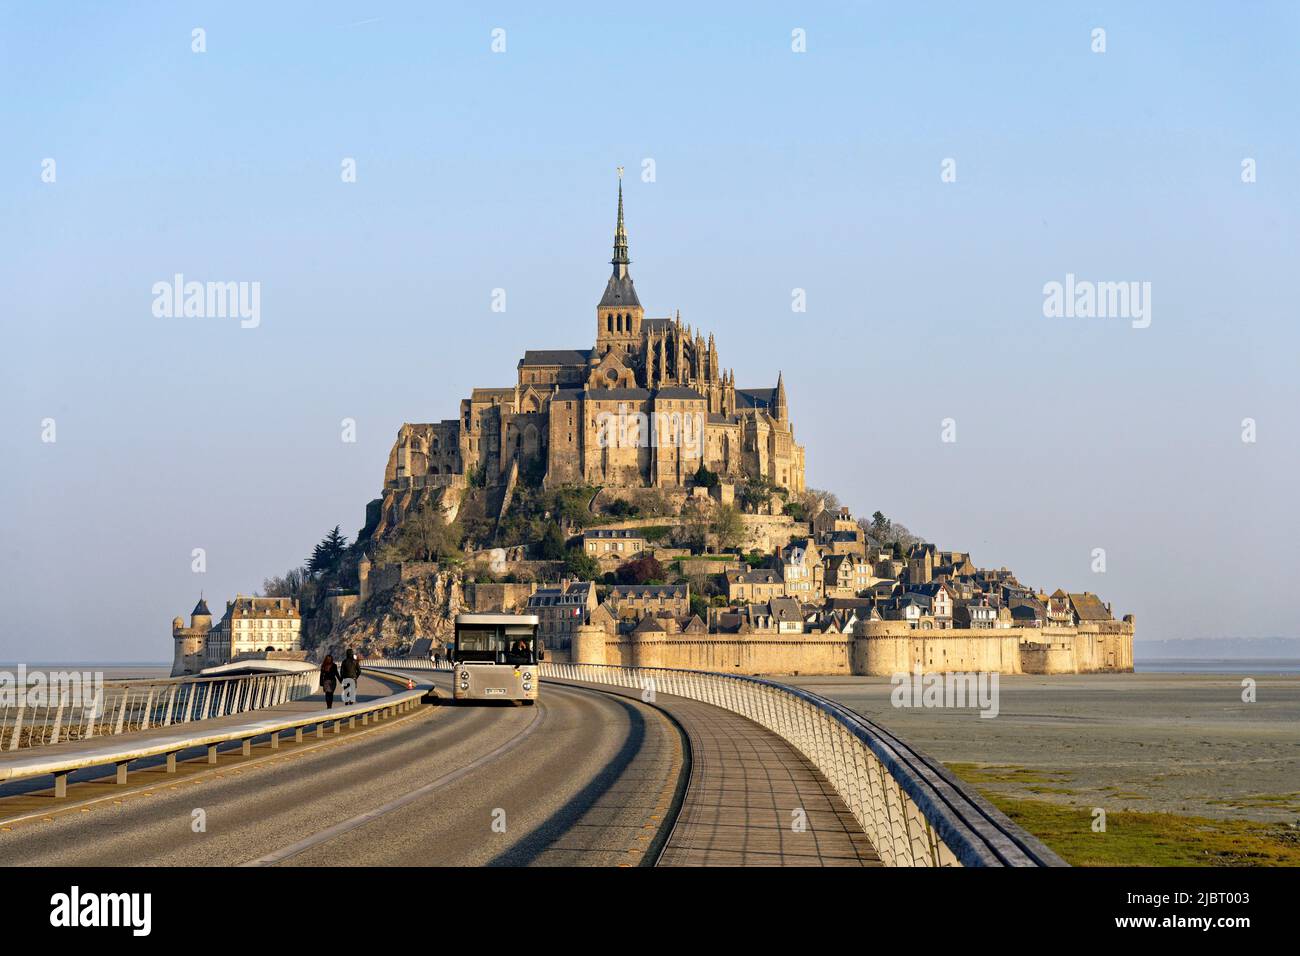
<box><xmin>2</xmin><ymin>3</ymin><xmax>1297</xmax><ymax>662</ymax></box>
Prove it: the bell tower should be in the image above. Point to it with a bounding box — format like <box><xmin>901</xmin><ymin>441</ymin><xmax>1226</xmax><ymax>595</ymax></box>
<box><xmin>596</xmin><ymin>167</ymin><xmax>644</xmax><ymax>355</ymax></box>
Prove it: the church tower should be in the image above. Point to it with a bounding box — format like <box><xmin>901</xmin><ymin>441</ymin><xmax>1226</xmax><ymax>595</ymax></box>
<box><xmin>595</xmin><ymin>168</ymin><xmax>644</xmax><ymax>355</ymax></box>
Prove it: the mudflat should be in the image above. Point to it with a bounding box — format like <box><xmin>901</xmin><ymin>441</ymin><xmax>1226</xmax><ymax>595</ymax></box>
<box><xmin>785</xmin><ymin>672</ymin><xmax>1300</xmax><ymax>822</ymax></box>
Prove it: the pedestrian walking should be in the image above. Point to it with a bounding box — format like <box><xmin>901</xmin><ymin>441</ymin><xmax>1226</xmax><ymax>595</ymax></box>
<box><xmin>320</xmin><ymin>655</ymin><xmax>341</xmax><ymax>709</ymax></box>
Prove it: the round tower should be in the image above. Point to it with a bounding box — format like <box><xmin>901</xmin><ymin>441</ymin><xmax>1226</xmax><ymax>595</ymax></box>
<box><xmin>170</xmin><ymin>596</ymin><xmax>211</xmax><ymax>677</ymax></box>
<box><xmin>628</xmin><ymin>615</ymin><xmax>666</xmax><ymax>669</ymax></box>
<box><xmin>572</xmin><ymin>623</ymin><xmax>607</xmax><ymax>666</ymax></box>
<box><xmin>358</xmin><ymin>551</ymin><xmax>372</xmax><ymax>604</ymax></box>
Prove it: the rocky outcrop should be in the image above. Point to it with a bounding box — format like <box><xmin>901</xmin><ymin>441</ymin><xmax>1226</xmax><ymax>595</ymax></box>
<box><xmin>316</xmin><ymin>568</ymin><xmax>465</xmax><ymax>659</ymax></box>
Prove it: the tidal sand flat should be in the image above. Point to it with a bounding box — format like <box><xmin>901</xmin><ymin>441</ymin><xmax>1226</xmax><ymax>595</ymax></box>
<box><xmin>786</xmin><ymin>672</ymin><xmax>1300</xmax><ymax>824</ymax></box>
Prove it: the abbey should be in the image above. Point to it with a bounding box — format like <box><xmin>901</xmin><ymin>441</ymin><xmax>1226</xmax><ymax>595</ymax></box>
<box><xmin>378</xmin><ymin>175</ymin><xmax>806</xmax><ymax>510</ymax></box>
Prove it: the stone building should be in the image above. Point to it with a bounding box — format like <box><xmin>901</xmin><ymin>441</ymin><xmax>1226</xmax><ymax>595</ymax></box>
<box><xmin>372</xmin><ymin>174</ymin><xmax>806</xmax><ymax>536</ymax></box>
<box><xmin>607</xmin><ymin>583</ymin><xmax>691</xmax><ymax>622</ymax></box>
<box><xmin>171</xmin><ymin>594</ymin><xmax>302</xmax><ymax>676</ymax></box>
<box><xmin>525</xmin><ymin>579</ymin><xmax>597</xmax><ymax>650</ymax></box>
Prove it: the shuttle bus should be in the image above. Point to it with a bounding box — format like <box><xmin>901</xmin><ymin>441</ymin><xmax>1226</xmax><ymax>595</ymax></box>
<box><xmin>451</xmin><ymin>613</ymin><xmax>542</xmax><ymax>703</ymax></box>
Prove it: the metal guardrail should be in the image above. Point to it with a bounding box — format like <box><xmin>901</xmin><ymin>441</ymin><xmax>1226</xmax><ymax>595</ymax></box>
<box><xmin>0</xmin><ymin>669</ymin><xmax>320</xmax><ymax>752</ymax></box>
<box><xmin>0</xmin><ymin>673</ymin><xmax>427</xmax><ymax>799</ymax></box>
<box><xmin>363</xmin><ymin>658</ymin><xmax>444</xmax><ymax>670</ymax></box>
<box><xmin>533</xmin><ymin>662</ymin><xmax>1065</xmax><ymax>867</ymax></box>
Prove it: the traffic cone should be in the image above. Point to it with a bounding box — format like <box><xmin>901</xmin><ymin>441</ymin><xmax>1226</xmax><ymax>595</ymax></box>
<box><xmin>407</xmin><ymin>678</ymin><xmax>415</xmax><ymax>690</ymax></box>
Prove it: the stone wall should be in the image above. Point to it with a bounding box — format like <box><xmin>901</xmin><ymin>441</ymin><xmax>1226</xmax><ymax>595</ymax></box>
<box><xmin>570</xmin><ymin>619</ymin><xmax>1135</xmax><ymax>677</ymax></box>
<box><xmin>579</xmin><ymin>631</ymin><xmax>851</xmax><ymax>676</ymax></box>
<box><xmin>853</xmin><ymin>619</ymin><xmax>1136</xmax><ymax>676</ymax></box>
<box><xmin>462</xmin><ymin>582</ymin><xmax>538</xmax><ymax>613</ymax></box>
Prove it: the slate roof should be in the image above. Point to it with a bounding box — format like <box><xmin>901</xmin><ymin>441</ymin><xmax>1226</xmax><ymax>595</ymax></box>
<box><xmin>654</xmin><ymin>387</ymin><xmax>706</xmax><ymax>401</ymax></box>
<box><xmin>527</xmin><ymin>582</ymin><xmax>594</xmax><ymax>607</ymax></box>
<box><xmin>609</xmin><ymin>584</ymin><xmax>688</xmax><ymax>600</ymax></box>
<box><xmin>520</xmin><ymin>349</ymin><xmax>591</xmax><ymax>367</ymax></box>
<box><xmin>598</xmin><ymin>273</ymin><xmax>641</xmax><ymax>309</ymax></box>
<box><xmin>631</xmin><ymin>614</ymin><xmax>667</xmax><ymax>635</ymax></box>
<box><xmin>768</xmin><ymin>597</ymin><xmax>803</xmax><ymax>622</ymax></box>
<box><xmin>1068</xmin><ymin>592</ymin><xmax>1112</xmax><ymax>622</ymax></box>
<box><xmin>736</xmin><ymin>387</ymin><xmax>777</xmax><ymax>410</ymax></box>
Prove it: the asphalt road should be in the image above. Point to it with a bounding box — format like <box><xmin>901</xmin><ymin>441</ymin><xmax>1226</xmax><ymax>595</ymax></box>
<box><xmin>0</xmin><ymin>674</ymin><xmax>685</xmax><ymax>866</ymax></box>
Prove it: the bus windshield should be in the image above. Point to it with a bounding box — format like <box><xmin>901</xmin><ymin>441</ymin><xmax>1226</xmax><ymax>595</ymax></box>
<box><xmin>455</xmin><ymin>625</ymin><xmax>536</xmax><ymax>665</ymax></box>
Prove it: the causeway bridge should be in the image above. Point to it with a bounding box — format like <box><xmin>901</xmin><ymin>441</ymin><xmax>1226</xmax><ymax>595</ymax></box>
<box><xmin>0</xmin><ymin>662</ymin><xmax>1062</xmax><ymax>867</ymax></box>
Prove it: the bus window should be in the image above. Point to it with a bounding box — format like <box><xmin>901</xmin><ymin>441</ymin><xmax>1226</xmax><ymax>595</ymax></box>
<box><xmin>455</xmin><ymin>625</ymin><xmax>504</xmax><ymax>663</ymax></box>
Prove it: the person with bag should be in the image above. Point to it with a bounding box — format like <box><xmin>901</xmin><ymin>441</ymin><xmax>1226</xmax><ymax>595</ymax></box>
<box><xmin>320</xmin><ymin>654</ymin><xmax>341</xmax><ymax>709</ymax></box>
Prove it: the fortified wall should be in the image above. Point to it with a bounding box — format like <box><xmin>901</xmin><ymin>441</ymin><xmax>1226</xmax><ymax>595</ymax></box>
<box><xmin>571</xmin><ymin>617</ymin><xmax>1135</xmax><ymax>676</ymax></box>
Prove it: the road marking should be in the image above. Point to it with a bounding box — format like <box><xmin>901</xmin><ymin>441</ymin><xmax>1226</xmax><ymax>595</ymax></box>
<box><xmin>241</xmin><ymin>701</ymin><xmax>547</xmax><ymax>867</ymax></box>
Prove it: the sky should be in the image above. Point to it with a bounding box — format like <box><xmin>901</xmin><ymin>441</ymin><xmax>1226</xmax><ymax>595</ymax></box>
<box><xmin>2</xmin><ymin>2</ymin><xmax>1297</xmax><ymax>661</ymax></box>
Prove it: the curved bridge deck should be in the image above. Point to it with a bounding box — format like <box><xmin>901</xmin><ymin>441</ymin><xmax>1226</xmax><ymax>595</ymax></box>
<box><xmin>550</xmin><ymin>679</ymin><xmax>880</xmax><ymax>866</ymax></box>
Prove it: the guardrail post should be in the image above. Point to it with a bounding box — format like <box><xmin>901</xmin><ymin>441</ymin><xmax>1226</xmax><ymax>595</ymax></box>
<box><xmin>49</xmin><ymin>698</ymin><xmax>66</xmax><ymax>747</ymax></box>
<box><xmin>166</xmin><ymin>751</ymin><xmax>177</xmax><ymax>773</ymax></box>
<box><xmin>140</xmin><ymin>687</ymin><xmax>155</xmax><ymax>731</ymax></box>
<box><xmin>114</xmin><ymin>689</ymin><xmax>129</xmax><ymax>735</ymax></box>
<box><xmin>53</xmin><ymin>772</ymin><xmax>68</xmax><ymax>798</ymax></box>
<box><xmin>241</xmin><ymin>738</ymin><xmax>251</xmax><ymax>757</ymax></box>
<box><xmin>295</xmin><ymin>727</ymin><xmax>304</xmax><ymax>743</ymax></box>
<box><xmin>8</xmin><ymin>702</ymin><xmax>25</xmax><ymax>751</ymax></box>
<box><xmin>115</xmin><ymin>761</ymin><xmax>129</xmax><ymax>785</ymax></box>
<box><xmin>269</xmin><ymin>731</ymin><xmax>280</xmax><ymax>750</ymax></box>
<box><xmin>207</xmin><ymin>744</ymin><xmax>218</xmax><ymax>764</ymax></box>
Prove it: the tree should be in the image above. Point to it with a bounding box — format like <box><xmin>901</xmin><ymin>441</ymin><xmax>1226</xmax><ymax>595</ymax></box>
<box><xmin>689</xmin><ymin>592</ymin><xmax>710</xmax><ymax>621</ymax></box>
<box><xmin>738</xmin><ymin>472</ymin><xmax>784</xmax><ymax>513</ymax></box>
<box><xmin>801</xmin><ymin>488</ymin><xmax>838</xmax><ymax>518</ymax></box>
<box><xmin>308</xmin><ymin>526</ymin><xmax>350</xmax><ymax>579</ymax></box>
<box><xmin>538</xmin><ymin>523</ymin><xmax>567</xmax><ymax>560</ymax></box>
<box><xmin>563</xmin><ymin>547</ymin><xmax>601</xmax><ymax>581</ymax></box>
<box><xmin>693</xmin><ymin>462</ymin><xmax>720</xmax><ymax>489</ymax></box>
<box><xmin>711</xmin><ymin>503</ymin><xmax>744</xmax><ymax>552</ymax></box>
<box><xmin>616</xmin><ymin>554</ymin><xmax>665</xmax><ymax>585</ymax></box>
<box><xmin>679</xmin><ymin>501</ymin><xmax>712</xmax><ymax>553</ymax></box>
<box><xmin>263</xmin><ymin>566</ymin><xmax>308</xmax><ymax>599</ymax></box>
<box><xmin>393</xmin><ymin>502</ymin><xmax>461</xmax><ymax>563</ymax></box>
<box><xmin>870</xmin><ymin>511</ymin><xmax>892</xmax><ymax>540</ymax></box>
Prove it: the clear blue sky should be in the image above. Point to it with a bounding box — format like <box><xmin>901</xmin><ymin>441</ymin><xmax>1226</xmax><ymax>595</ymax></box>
<box><xmin>2</xmin><ymin>2</ymin><xmax>1297</xmax><ymax>661</ymax></box>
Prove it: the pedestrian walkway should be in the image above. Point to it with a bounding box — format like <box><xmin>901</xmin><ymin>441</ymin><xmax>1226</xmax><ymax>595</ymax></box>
<box><xmin>548</xmin><ymin>679</ymin><xmax>880</xmax><ymax>866</ymax></box>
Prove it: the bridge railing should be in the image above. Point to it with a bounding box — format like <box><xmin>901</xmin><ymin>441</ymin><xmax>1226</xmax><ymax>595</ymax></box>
<box><xmin>0</xmin><ymin>672</ymin><xmax>425</xmax><ymax>798</ymax></box>
<box><xmin>361</xmin><ymin>657</ymin><xmax>445</xmax><ymax>671</ymax></box>
<box><xmin>538</xmin><ymin>662</ymin><xmax>1066</xmax><ymax>868</ymax></box>
<box><xmin>0</xmin><ymin>669</ymin><xmax>319</xmax><ymax>752</ymax></box>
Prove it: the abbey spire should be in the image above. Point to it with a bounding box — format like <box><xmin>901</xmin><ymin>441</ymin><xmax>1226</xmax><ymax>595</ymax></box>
<box><xmin>596</xmin><ymin>166</ymin><xmax>643</xmax><ymax>351</ymax></box>
<box><xmin>611</xmin><ymin>168</ymin><xmax>630</xmax><ymax>278</ymax></box>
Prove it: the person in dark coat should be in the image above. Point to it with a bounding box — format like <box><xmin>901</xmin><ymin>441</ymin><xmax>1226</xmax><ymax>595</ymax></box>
<box><xmin>339</xmin><ymin>649</ymin><xmax>362</xmax><ymax>704</ymax></box>
<box><xmin>320</xmin><ymin>655</ymin><xmax>341</xmax><ymax>709</ymax></box>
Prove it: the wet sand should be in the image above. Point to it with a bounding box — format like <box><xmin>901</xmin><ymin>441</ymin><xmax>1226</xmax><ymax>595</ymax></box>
<box><xmin>785</xmin><ymin>672</ymin><xmax>1300</xmax><ymax>823</ymax></box>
